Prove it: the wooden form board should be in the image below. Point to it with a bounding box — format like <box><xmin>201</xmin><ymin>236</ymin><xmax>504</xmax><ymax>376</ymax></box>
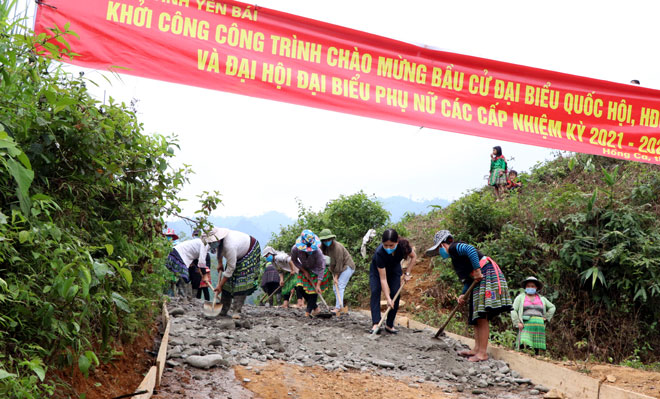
<box><xmin>130</xmin><ymin>300</ymin><xmax>172</xmax><ymax>399</ymax></box>
<box><xmin>133</xmin><ymin>366</ymin><xmax>157</xmax><ymax>399</ymax></box>
<box><xmin>156</xmin><ymin>319</ymin><xmax>171</xmax><ymax>387</ymax></box>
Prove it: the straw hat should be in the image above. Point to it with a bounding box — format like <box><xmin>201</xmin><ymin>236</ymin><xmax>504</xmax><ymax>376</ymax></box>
<box><xmin>262</xmin><ymin>246</ymin><xmax>278</xmax><ymax>257</ymax></box>
<box><xmin>202</xmin><ymin>227</ymin><xmax>229</xmax><ymax>244</ymax></box>
<box><xmin>521</xmin><ymin>276</ymin><xmax>543</xmax><ymax>290</ymax></box>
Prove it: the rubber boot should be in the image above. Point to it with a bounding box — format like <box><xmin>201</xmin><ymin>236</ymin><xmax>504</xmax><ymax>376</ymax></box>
<box><xmin>219</xmin><ymin>293</ymin><xmax>232</xmax><ymax>317</ymax></box>
<box><xmin>231</xmin><ymin>295</ymin><xmax>246</xmax><ymax>318</ymax></box>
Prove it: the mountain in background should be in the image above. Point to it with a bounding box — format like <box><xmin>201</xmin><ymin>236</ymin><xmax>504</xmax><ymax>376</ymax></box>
<box><xmin>165</xmin><ymin>197</ymin><xmax>448</xmax><ymax>246</ymax></box>
<box><xmin>165</xmin><ymin>210</ymin><xmax>294</xmax><ymax>246</ymax></box>
<box><xmin>380</xmin><ymin>196</ymin><xmax>449</xmax><ymax>222</ymax></box>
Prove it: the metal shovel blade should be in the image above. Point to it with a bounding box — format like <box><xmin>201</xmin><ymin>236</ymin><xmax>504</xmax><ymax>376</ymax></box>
<box><xmin>202</xmin><ymin>293</ymin><xmax>223</xmax><ymax>318</ymax></box>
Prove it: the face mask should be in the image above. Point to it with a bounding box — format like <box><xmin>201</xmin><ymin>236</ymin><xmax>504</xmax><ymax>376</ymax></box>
<box><xmin>439</xmin><ymin>247</ymin><xmax>450</xmax><ymax>259</ymax></box>
<box><xmin>266</xmin><ymin>255</ymin><xmax>273</xmax><ymax>262</ymax></box>
<box><xmin>525</xmin><ymin>287</ymin><xmax>537</xmax><ymax>295</ymax></box>
<box><xmin>209</xmin><ymin>241</ymin><xmax>220</xmax><ymax>251</ymax></box>
<box><xmin>384</xmin><ymin>244</ymin><xmax>397</xmax><ymax>255</ymax></box>
<box><xmin>323</xmin><ymin>240</ymin><xmax>332</xmax><ymax>247</ymax></box>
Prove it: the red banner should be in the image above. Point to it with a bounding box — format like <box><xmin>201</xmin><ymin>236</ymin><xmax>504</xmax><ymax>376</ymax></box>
<box><xmin>35</xmin><ymin>0</ymin><xmax>660</xmax><ymax>164</ymax></box>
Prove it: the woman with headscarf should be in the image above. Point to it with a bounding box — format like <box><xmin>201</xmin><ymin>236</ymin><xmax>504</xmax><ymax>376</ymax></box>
<box><xmin>489</xmin><ymin>145</ymin><xmax>507</xmax><ymax>200</ymax></box>
<box><xmin>369</xmin><ymin>229</ymin><xmax>417</xmax><ymax>334</ymax></box>
<box><xmin>204</xmin><ymin>227</ymin><xmax>261</xmax><ymax>319</ymax></box>
<box><xmin>426</xmin><ymin>230</ymin><xmax>512</xmax><ymax>362</ymax></box>
<box><xmin>290</xmin><ymin>229</ymin><xmax>331</xmax><ymax>317</ymax></box>
<box><xmin>262</xmin><ymin>246</ymin><xmax>300</xmax><ymax>308</ymax></box>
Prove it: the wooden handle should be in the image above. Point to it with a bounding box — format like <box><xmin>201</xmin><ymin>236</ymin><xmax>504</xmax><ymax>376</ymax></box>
<box><xmin>260</xmin><ymin>282</ymin><xmax>284</xmax><ymax>305</ymax></box>
<box><xmin>374</xmin><ymin>280</ymin><xmax>406</xmax><ymax>332</ymax></box>
<box><xmin>259</xmin><ymin>274</ymin><xmax>293</xmax><ymax>305</ymax></box>
<box><xmin>334</xmin><ymin>281</ymin><xmax>344</xmax><ymax>308</ymax></box>
<box><xmin>434</xmin><ymin>279</ymin><xmax>479</xmax><ymax>338</ymax></box>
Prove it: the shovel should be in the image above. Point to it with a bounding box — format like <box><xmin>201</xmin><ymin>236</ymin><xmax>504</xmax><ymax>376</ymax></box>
<box><xmin>433</xmin><ymin>279</ymin><xmax>479</xmax><ymax>339</ymax></box>
<box><xmin>333</xmin><ymin>280</ymin><xmax>349</xmax><ymax>316</ymax></box>
<box><xmin>259</xmin><ymin>285</ymin><xmax>282</xmax><ymax>306</ymax></box>
<box><xmin>202</xmin><ymin>289</ymin><xmax>223</xmax><ymax>318</ymax></box>
<box><xmin>259</xmin><ymin>274</ymin><xmax>293</xmax><ymax>306</ymax></box>
<box><xmin>314</xmin><ymin>285</ymin><xmax>334</xmax><ymax>319</ymax></box>
<box><xmin>369</xmin><ymin>280</ymin><xmax>406</xmax><ymax>339</ymax></box>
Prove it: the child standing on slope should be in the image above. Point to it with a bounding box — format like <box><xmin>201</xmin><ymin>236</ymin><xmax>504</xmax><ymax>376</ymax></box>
<box><xmin>489</xmin><ymin>146</ymin><xmax>507</xmax><ymax>200</ymax></box>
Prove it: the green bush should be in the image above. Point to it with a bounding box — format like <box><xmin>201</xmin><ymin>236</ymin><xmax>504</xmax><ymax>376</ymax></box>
<box><xmin>0</xmin><ymin>16</ymin><xmax>192</xmax><ymax>398</ymax></box>
<box><xmin>269</xmin><ymin>191</ymin><xmax>408</xmax><ymax>307</ymax></box>
<box><xmin>411</xmin><ymin>153</ymin><xmax>660</xmax><ymax>363</ymax></box>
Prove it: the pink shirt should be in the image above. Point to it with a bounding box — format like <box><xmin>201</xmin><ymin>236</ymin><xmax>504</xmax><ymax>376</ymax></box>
<box><xmin>524</xmin><ymin>294</ymin><xmax>543</xmax><ymax>307</ymax></box>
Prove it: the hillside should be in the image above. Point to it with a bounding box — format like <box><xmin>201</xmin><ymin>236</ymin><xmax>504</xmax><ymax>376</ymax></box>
<box><xmin>397</xmin><ymin>153</ymin><xmax>660</xmax><ymax>367</ymax></box>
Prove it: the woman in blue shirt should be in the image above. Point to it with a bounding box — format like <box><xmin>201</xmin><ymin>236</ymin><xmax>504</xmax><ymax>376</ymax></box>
<box><xmin>427</xmin><ymin>230</ymin><xmax>512</xmax><ymax>362</ymax></box>
<box><xmin>369</xmin><ymin>229</ymin><xmax>417</xmax><ymax>334</ymax></box>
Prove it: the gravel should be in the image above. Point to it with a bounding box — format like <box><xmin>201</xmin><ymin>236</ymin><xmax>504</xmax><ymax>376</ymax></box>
<box><xmin>166</xmin><ymin>298</ymin><xmax>542</xmax><ymax>397</ymax></box>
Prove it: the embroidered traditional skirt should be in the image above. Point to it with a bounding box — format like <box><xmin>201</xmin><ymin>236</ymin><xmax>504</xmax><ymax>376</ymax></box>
<box><xmin>222</xmin><ymin>240</ymin><xmax>261</xmax><ymax>297</ymax></box>
<box><xmin>282</xmin><ymin>271</ymin><xmax>298</xmax><ymax>295</ymax></box>
<box><xmin>489</xmin><ymin>168</ymin><xmax>507</xmax><ymax>186</ymax></box>
<box><xmin>520</xmin><ymin>316</ymin><xmax>547</xmax><ymax>350</ymax></box>
<box><xmin>165</xmin><ymin>249</ymin><xmax>189</xmax><ymax>282</ymax></box>
<box><xmin>297</xmin><ymin>268</ymin><xmax>331</xmax><ymax>295</ymax></box>
<box><xmin>469</xmin><ymin>262</ymin><xmax>512</xmax><ymax>325</ymax></box>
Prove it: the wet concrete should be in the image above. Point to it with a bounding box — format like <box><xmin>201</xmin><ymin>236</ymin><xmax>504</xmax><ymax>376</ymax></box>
<box><xmin>155</xmin><ymin>297</ymin><xmax>547</xmax><ymax>398</ymax></box>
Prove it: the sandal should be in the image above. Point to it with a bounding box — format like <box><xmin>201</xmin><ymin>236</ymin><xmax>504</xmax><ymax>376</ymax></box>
<box><xmin>458</xmin><ymin>350</ymin><xmax>475</xmax><ymax>357</ymax></box>
<box><xmin>384</xmin><ymin>327</ymin><xmax>399</xmax><ymax>334</ymax></box>
<box><xmin>366</xmin><ymin>328</ymin><xmax>381</xmax><ymax>335</ymax></box>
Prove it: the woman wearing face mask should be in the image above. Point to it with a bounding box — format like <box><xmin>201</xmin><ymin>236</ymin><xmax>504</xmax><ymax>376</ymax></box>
<box><xmin>290</xmin><ymin>230</ymin><xmax>331</xmax><ymax>317</ymax></box>
<box><xmin>204</xmin><ymin>227</ymin><xmax>261</xmax><ymax>319</ymax></box>
<box><xmin>262</xmin><ymin>246</ymin><xmax>300</xmax><ymax>308</ymax></box>
<box><xmin>369</xmin><ymin>229</ymin><xmax>416</xmax><ymax>334</ymax></box>
<box><xmin>319</xmin><ymin>229</ymin><xmax>356</xmax><ymax>314</ymax></box>
<box><xmin>511</xmin><ymin>277</ymin><xmax>555</xmax><ymax>354</ymax></box>
<box><xmin>260</xmin><ymin>257</ymin><xmax>281</xmax><ymax>306</ymax></box>
<box><xmin>426</xmin><ymin>230</ymin><xmax>512</xmax><ymax>362</ymax></box>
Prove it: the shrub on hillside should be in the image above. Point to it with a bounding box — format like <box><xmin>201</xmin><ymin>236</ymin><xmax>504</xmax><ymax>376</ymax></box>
<box><xmin>0</xmin><ymin>19</ymin><xmax>191</xmax><ymax>397</ymax></box>
<box><xmin>269</xmin><ymin>191</ymin><xmax>410</xmax><ymax>306</ymax></box>
<box><xmin>413</xmin><ymin>153</ymin><xmax>660</xmax><ymax>363</ymax></box>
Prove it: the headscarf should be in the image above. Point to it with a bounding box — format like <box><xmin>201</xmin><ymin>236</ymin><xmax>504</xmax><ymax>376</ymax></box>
<box><xmin>295</xmin><ymin>229</ymin><xmax>321</xmax><ymax>253</ymax></box>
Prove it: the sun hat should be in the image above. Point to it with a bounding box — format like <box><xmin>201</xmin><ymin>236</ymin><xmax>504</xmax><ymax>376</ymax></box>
<box><xmin>318</xmin><ymin>229</ymin><xmax>336</xmax><ymax>241</ymax></box>
<box><xmin>425</xmin><ymin>230</ymin><xmax>452</xmax><ymax>255</ymax></box>
<box><xmin>262</xmin><ymin>246</ymin><xmax>278</xmax><ymax>257</ymax></box>
<box><xmin>521</xmin><ymin>276</ymin><xmax>543</xmax><ymax>290</ymax></box>
<box><xmin>164</xmin><ymin>228</ymin><xmax>179</xmax><ymax>240</ymax></box>
<box><xmin>295</xmin><ymin>229</ymin><xmax>321</xmax><ymax>252</ymax></box>
<box><xmin>202</xmin><ymin>227</ymin><xmax>230</xmax><ymax>244</ymax></box>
